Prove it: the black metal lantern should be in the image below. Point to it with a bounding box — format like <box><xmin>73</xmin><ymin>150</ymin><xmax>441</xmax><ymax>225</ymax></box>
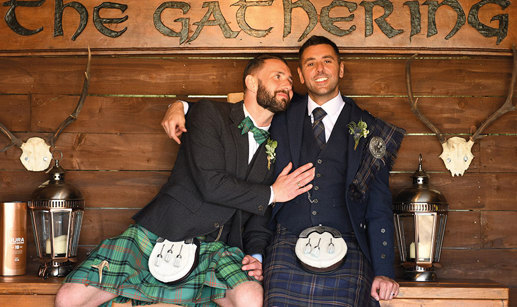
<box><xmin>28</xmin><ymin>159</ymin><xmax>84</xmax><ymax>278</ymax></box>
<box><xmin>393</xmin><ymin>155</ymin><xmax>448</xmax><ymax>281</ymax></box>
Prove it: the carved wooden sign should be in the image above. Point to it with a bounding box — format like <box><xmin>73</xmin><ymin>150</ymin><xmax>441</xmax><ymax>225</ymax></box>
<box><xmin>0</xmin><ymin>0</ymin><xmax>515</xmax><ymax>55</ymax></box>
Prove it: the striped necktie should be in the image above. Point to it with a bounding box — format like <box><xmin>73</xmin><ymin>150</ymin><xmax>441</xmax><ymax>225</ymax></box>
<box><xmin>312</xmin><ymin>107</ymin><xmax>327</xmax><ymax>149</ymax></box>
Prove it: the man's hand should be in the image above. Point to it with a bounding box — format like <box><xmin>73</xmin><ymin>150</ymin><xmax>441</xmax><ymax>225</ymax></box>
<box><xmin>371</xmin><ymin>275</ymin><xmax>399</xmax><ymax>301</ymax></box>
<box><xmin>241</xmin><ymin>255</ymin><xmax>263</xmax><ymax>281</ymax></box>
<box><xmin>161</xmin><ymin>100</ymin><xmax>187</xmax><ymax>144</ymax></box>
<box><xmin>272</xmin><ymin>162</ymin><xmax>315</xmax><ymax>203</ymax></box>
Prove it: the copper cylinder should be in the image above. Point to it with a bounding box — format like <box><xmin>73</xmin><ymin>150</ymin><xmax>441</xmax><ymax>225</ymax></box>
<box><xmin>0</xmin><ymin>201</ymin><xmax>27</xmax><ymax>276</ymax></box>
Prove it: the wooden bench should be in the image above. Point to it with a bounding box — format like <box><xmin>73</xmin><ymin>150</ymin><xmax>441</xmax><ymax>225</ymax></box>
<box><xmin>0</xmin><ymin>275</ymin><xmax>509</xmax><ymax>306</ymax></box>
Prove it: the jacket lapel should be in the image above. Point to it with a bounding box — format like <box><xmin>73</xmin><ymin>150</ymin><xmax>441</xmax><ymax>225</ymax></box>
<box><xmin>229</xmin><ymin>101</ymin><xmax>249</xmax><ymax>178</ymax></box>
<box><xmin>246</xmin><ymin>144</ymin><xmax>273</xmax><ymax>183</ymax></box>
<box><xmin>287</xmin><ymin>95</ymin><xmax>308</xmax><ymax>167</ymax></box>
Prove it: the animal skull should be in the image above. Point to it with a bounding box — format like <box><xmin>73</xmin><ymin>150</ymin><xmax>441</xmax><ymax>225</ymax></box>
<box><xmin>19</xmin><ymin>137</ymin><xmax>53</xmax><ymax>171</ymax></box>
<box><xmin>439</xmin><ymin>137</ymin><xmax>474</xmax><ymax>177</ymax></box>
<box><xmin>0</xmin><ymin>49</ymin><xmax>91</xmax><ymax>171</ymax></box>
<box><xmin>405</xmin><ymin>47</ymin><xmax>516</xmax><ymax>177</ymax></box>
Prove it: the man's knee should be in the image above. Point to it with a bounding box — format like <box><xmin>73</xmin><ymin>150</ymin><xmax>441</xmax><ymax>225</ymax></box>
<box><xmin>55</xmin><ymin>282</ymin><xmax>116</xmax><ymax>307</ymax></box>
<box><xmin>226</xmin><ymin>281</ymin><xmax>263</xmax><ymax>307</ymax></box>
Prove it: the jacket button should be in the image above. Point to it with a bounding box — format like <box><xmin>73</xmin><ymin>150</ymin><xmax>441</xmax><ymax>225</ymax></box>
<box><xmin>359</xmin><ymin>223</ymin><xmax>363</xmax><ymax>228</ymax></box>
<box><xmin>317</xmin><ymin>159</ymin><xmax>323</xmax><ymax>164</ymax></box>
<box><xmin>214</xmin><ymin>223</ymin><xmax>220</xmax><ymax>228</ymax></box>
<box><xmin>258</xmin><ymin>205</ymin><xmax>264</xmax><ymax>211</ymax></box>
<box><xmin>313</xmin><ymin>199</ymin><xmax>319</xmax><ymax>204</ymax></box>
<box><xmin>314</xmin><ymin>186</ymin><xmax>319</xmax><ymax>191</ymax></box>
<box><xmin>383</xmin><ymin>241</ymin><xmax>388</xmax><ymax>246</ymax></box>
<box><xmin>316</xmin><ymin>173</ymin><xmax>321</xmax><ymax>178</ymax></box>
<box><xmin>381</xmin><ymin>253</ymin><xmax>386</xmax><ymax>259</ymax></box>
<box><xmin>312</xmin><ymin>210</ymin><xmax>317</xmax><ymax>215</ymax></box>
<box><xmin>380</xmin><ymin>228</ymin><xmax>386</xmax><ymax>233</ymax></box>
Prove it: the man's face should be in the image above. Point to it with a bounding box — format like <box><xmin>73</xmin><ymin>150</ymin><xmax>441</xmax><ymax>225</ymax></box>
<box><xmin>298</xmin><ymin>44</ymin><xmax>344</xmax><ymax>105</ymax></box>
<box><xmin>255</xmin><ymin>59</ymin><xmax>293</xmax><ymax>112</ymax></box>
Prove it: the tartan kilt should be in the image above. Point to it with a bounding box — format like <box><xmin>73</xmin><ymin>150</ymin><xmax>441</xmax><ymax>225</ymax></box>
<box><xmin>65</xmin><ymin>224</ymin><xmax>256</xmax><ymax>306</ymax></box>
<box><xmin>263</xmin><ymin>226</ymin><xmax>380</xmax><ymax>307</ymax></box>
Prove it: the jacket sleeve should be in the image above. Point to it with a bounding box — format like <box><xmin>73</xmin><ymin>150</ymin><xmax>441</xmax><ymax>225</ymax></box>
<box><xmin>365</xmin><ymin>166</ymin><xmax>396</xmax><ymax>278</ymax></box>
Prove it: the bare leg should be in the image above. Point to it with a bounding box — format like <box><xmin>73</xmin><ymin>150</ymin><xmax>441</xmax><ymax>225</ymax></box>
<box><xmin>213</xmin><ymin>281</ymin><xmax>263</xmax><ymax>307</ymax></box>
<box><xmin>55</xmin><ymin>283</ymin><xmax>117</xmax><ymax>307</ymax></box>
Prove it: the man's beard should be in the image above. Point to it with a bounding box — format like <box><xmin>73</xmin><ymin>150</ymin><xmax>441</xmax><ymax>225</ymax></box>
<box><xmin>256</xmin><ymin>82</ymin><xmax>290</xmax><ymax>113</ymax></box>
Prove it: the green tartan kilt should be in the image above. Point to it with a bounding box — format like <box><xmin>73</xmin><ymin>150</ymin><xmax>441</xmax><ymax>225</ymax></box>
<box><xmin>65</xmin><ymin>224</ymin><xmax>256</xmax><ymax>306</ymax></box>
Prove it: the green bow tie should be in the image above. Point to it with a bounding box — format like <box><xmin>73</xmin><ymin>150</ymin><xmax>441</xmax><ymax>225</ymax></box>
<box><xmin>237</xmin><ymin>116</ymin><xmax>269</xmax><ymax>145</ymax></box>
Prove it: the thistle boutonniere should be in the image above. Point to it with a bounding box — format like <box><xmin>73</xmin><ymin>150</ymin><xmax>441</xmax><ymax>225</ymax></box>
<box><xmin>265</xmin><ymin>138</ymin><xmax>277</xmax><ymax>170</ymax></box>
<box><xmin>348</xmin><ymin>119</ymin><xmax>369</xmax><ymax>150</ymax></box>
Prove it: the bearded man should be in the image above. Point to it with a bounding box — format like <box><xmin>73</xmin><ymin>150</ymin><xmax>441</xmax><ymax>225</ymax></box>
<box><xmin>54</xmin><ymin>54</ymin><xmax>315</xmax><ymax>307</ymax></box>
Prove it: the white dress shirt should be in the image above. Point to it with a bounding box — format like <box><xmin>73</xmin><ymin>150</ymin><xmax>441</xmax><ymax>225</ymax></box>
<box><xmin>306</xmin><ymin>93</ymin><xmax>345</xmax><ymax>141</ymax></box>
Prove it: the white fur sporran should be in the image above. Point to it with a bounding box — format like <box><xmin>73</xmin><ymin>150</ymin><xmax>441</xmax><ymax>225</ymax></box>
<box><xmin>295</xmin><ymin>225</ymin><xmax>347</xmax><ymax>272</ymax></box>
<box><xmin>148</xmin><ymin>237</ymin><xmax>200</xmax><ymax>284</ymax></box>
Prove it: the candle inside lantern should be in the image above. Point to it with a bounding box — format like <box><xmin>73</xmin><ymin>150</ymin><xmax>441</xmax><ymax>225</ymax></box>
<box><xmin>409</xmin><ymin>241</ymin><xmax>431</xmax><ymax>261</ymax></box>
<box><xmin>45</xmin><ymin>235</ymin><xmax>68</xmax><ymax>255</ymax></box>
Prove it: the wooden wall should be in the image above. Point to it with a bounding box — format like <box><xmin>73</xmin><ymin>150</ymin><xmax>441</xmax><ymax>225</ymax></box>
<box><xmin>0</xmin><ymin>52</ymin><xmax>516</xmax><ymax>304</ymax></box>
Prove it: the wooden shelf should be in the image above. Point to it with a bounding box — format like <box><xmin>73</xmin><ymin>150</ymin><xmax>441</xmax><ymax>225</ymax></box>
<box><xmin>0</xmin><ymin>276</ymin><xmax>509</xmax><ymax>306</ymax></box>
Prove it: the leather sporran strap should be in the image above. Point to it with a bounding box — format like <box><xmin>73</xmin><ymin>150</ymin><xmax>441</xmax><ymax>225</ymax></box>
<box><xmin>148</xmin><ymin>237</ymin><xmax>200</xmax><ymax>284</ymax></box>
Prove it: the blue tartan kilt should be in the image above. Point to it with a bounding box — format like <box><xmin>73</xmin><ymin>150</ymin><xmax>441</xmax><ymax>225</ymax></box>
<box><xmin>263</xmin><ymin>225</ymin><xmax>380</xmax><ymax>307</ymax></box>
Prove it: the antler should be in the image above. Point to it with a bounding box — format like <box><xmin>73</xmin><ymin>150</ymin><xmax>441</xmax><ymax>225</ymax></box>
<box><xmin>0</xmin><ymin>122</ymin><xmax>23</xmax><ymax>152</ymax></box>
<box><xmin>406</xmin><ymin>54</ymin><xmax>446</xmax><ymax>144</ymax></box>
<box><xmin>470</xmin><ymin>45</ymin><xmax>517</xmax><ymax>142</ymax></box>
<box><xmin>49</xmin><ymin>47</ymin><xmax>91</xmax><ymax>148</ymax></box>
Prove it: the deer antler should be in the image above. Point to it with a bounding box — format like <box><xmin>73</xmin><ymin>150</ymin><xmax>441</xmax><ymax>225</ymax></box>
<box><xmin>405</xmin><ymin>54</ymin><xmax>446</xmax><ymax>144</ymax></box>
<box><xmin>49</xmin><ymin>47</ymin><xmax>91</xmax><ymax>148</ymax></box>
<box><xmin>0</xmin><ymin>122</ymin><xmax>23</xmax><ymax>152</ymax></box>
<box><xmin>470</xmin><ymin>45</ymin><xmax>517</xmax><ymax>142</ymax></box>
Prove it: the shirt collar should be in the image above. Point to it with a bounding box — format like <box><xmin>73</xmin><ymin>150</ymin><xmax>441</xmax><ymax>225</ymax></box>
<box><xmin>243</xmin><ymin>104</ymin><xmax>270</xmax><ymax>131</ymax></box>
<box><xmin>307</xmin><ymin>92</ymin><xmax>345</xmax><ymax>123</ymax></box>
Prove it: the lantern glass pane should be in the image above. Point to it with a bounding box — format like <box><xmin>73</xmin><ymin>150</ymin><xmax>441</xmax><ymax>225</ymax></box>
<box><xmin>30</xmin><ymin>209</ymin><xmax>51</xmax><ymax>258</ymax></box>
<box><xmin>51</xmin><ymin>209</ymin><xmax>71</xmax><ymax>257</ymax></box>
<box><xmin>415</xmin><ymin>213</ymin><xmax>436</xmax><ymax>262</ymax></box>
<box><xmin>397</xmin><ymin>214</ymin><xmax>415</xmax><ymax>261</ymax></box>
<box><xmin>69</xmin><ymin>211</ymin><xmax>83</xmax><ymax>257</ymax></box>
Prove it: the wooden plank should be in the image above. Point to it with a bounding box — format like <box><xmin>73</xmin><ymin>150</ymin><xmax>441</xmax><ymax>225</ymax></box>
<box><xmin>435</xmin><ymin>249</ymin><xmax>517</xmax><ymax>288</ymax></box>
<box><xmin>355</xmin><ymin>97</ymin><xmax>517</xmax><ymax>135</ymax></box>
<box><xmin>29</xmin><ymin>95</ymin><xmax>517</xmax><ymax>134</ymax></box>
<box><xmin>2</xmin><ymin>171</ymin><xmax>514</xmax><ymax>211</ymax></box>
<box><xmin>79</xmin><ymin>209</ymin><xmax>138</xmax><ymax>245</ymax></box>
<box><xmin>0</xmin><ymin>95</ymin><xmax>30</xmax><ymax>131</ymax></box>
<box><xmin>31</xmin><ymin>95</ymin><xmax>172</xmax><ymax>134</ymax></box>
<box><xmin>0</xmin><ymin>0</ymin><xmax>515</xmax><ymax>55</ymax></box>
<box><xmin>0</xmin><ymin>56</ymin><xmax>514</xmax><ymax>97</ymax></box>
<box><xmin>480</xmin><ymin>136</ymin><xmax>517</xmax><ymax>172</ymax></box>
<box><xmin>395</xmin><ymin>280</ymin><xmax>509</xmax><ymax>299</ymax></box>
<box><xmin>442</xmin><ymin>211</ymin><xmax>481</xmax><ymax>249</ymax></box>
<box><xmin>390</xmin><ymin>173</ymin><xmax>517</xmax><ymax>211</ymax></box>
<box><xmin>481</xmin><ymin>211</ymin><xmax>517</xmax><ymax>248</ymax></box>
<box><xmin>0</xmin><ymin>276</ymin><xmax>61</xmax><ymax>295</ymax></box>
<box><xmin>0</xmin><ymin>171</ymin><xmax>47</xmax><ymax>202</ymax></box>
<box><xmin>2</xmin><ymin>133</ymin><xmax>515</xmax><ymax>173</ymax></box>
<box><xmin>0</xmin><ymin>170</ymin><xmax>167</xmax><ymax>208</ymax></box>
<box><xmin>0</xmin><ymin>295</ymin><xmax>56</xmax><ymax>306</ymax></box>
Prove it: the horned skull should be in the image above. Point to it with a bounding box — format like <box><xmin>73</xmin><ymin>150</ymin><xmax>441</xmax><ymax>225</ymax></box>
<box><xmin>405</xmin><ymin>46</ymin><xmax>516</xmax><ymax>177</ymax></box>
<box><xmin>439</xmin><ymin>137</ymin><xmax>474</xmax><ymax>177</ymax></box>
<box><xmin>0</xmin><ymin>49</ymin><xmax>91</xmax><ymax>171</ymax></box>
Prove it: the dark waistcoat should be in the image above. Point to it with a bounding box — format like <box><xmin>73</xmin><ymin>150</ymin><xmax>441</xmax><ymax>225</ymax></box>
<box><xmin>276</xmin><ymin>103</ymin><xmax>354</xmax><ymax>234</ymax></box>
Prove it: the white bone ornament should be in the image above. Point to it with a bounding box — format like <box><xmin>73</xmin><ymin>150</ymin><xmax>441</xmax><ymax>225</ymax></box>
<box><xmin>439</xmin><ymin>137</ymin><xmax>474</xmax><ymax>177</ymax></box>
<box><xmin>406</xmin><ymin>46</ymin><xmax>517</xmax><ymax>177</ymax></box>
<box><xmin>20</xmin><ymin>137</ymin><xmax>52</xmax><ymax>172</ymax></box>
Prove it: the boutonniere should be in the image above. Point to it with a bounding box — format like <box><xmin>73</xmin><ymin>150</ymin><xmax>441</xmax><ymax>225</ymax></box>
<box><xmin>348</xmin><ymin>119</ymin><xmax>369</xmax><ymax>150</ymax></box>
<box><xmin>265</xmin><ymin>138</ymin><xmax>277</xmax><ymax>170</ymax></box>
